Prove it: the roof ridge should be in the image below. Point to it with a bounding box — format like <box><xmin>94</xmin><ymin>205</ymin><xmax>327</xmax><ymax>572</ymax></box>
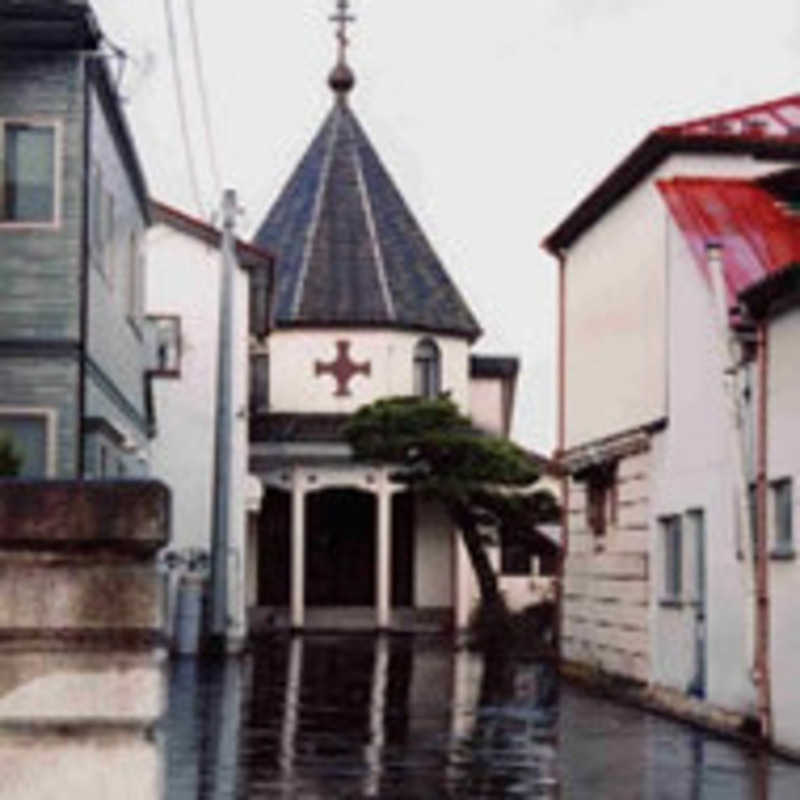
<box><xmin>290</xmin><ymin>105</ymin><xmax>343</xmax><ymax>318</ymax></box>
<box><xmin>346</xmin><ymin>112</ymin><xmax>396</xmax><ymax>320</ymax></box>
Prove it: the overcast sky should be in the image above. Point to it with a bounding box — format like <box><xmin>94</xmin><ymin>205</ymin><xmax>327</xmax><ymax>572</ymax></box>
<box><xmin>91</xmin><ymin>0</ymin><xmax>800</xmax><ymax>452</ymax></box>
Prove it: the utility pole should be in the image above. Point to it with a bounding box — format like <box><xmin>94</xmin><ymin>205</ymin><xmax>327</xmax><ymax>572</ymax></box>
<box><xmin>209</xmin><ymin>188</ymin><xmax>238</xmax><ymax>646</ymax></box>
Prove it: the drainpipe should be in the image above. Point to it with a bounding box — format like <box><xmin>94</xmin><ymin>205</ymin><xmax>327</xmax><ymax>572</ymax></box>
<box><xmin>555</xmin><ymin>250</ymin><xmax>568</xmax><ymax>657</ymax></box>
<box><xmin>754</xmin><ymin>320</ymin><xmax>771</xmax><ymax>740</ymax></box>
<box><xmin>706</xmin><ymin>244</ymin><xmax>759</xmax><ymax>725</ymax></box>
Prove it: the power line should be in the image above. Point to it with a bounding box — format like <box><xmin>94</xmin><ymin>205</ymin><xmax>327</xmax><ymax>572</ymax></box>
<box><xmin>162</xmin><ymin>0</ymin><xmax>206</xmax><ymax>217</ymax></box>
<box><xmin>187</xmin><ymin>0</ymin><xmax>223</xmax><ymax>198</ymax></box>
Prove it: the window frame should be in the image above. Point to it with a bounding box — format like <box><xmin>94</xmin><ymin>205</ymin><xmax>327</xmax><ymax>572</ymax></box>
<box><xmin>0</xmin><ymin>117</ymin><xmax>62</xmax><ymax>230</ymax></box>
<box><xmin>771</xmin><ymin>477</ymin><xmax>794</xmax><ymax>557</ymax></box>
<box><xmin>148</xmin><ymin>314</ymin><xmax>182</xmax><ymax>378</ymax></box>
<box><xmin>413</xmin><ymin>337</ymin><xmax>441</xmax><ymax>399</ymax></box>
<box><xmin>0</xmin><ymin>405</ymin><xmax>58</xmax><ymax>476</ymax></box>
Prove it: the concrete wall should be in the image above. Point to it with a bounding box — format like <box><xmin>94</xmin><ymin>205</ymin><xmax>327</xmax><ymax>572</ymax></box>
<box><xmin>269</xmin><ymin>329</ymin><xmax>470</xmax><ymax>414</ymax></box>
<box><xmin>146</xmin><ymin>222</ymin><xmax>253</xmax><ymax>643</ymax></box>
<box><xmin>766</xmin><ymin>306</ymin><xmax>800</xmax><ymax>754</ymax></box>
<box><xmin>0</xmin><ymin>480</ymin><xmax>169</xmax><ymax>800</ymax></box>
<box><xmin>563</xmin><ymin>152</ymin><xmax>787</xmax><ymax>450</ymax></box>
<box><xmin>649</xmin><ymin>218</ymin><xmax>753</xmax><ymax>713</ymax></box>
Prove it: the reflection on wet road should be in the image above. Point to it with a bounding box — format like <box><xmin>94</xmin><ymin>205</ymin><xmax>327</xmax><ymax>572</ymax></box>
<box><xmin>164</xmin><ymin>636</ymin><xmax>800</xmax><ymax>798</ymax></box>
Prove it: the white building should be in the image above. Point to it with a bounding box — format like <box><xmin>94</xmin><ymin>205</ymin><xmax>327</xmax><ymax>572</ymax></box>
<box><xmin>146</xmin><ymin>42</ymin><xmax>556</xmax><ymax>643</ymax></box>
<box><xmin>245</xmin><ymin>47</ymin><xmax>555</xmax><ymax>633</ymax></box>
<box><xmin>146</xmin><ymin>201</ymin><xmax>274</xmax><ymax>647</ymax></box>
<box><xmin>544</xmin><ymin>94</ymin><xmax>800</xmax><ymax>751</ymax></box>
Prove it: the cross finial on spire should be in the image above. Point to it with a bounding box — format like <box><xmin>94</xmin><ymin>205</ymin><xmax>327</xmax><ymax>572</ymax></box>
<box><xmin>328</xmin><ymin>0</ymin><xmax>356</xmax><ymax>97</ymax></box>
<box><xmin>330</xmin><ymin>0</ymin><xmax>355</xmax><ymax>63</ymax></box>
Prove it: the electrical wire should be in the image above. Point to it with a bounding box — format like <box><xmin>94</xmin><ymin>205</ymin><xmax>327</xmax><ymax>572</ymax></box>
<box><xmin>187</xmin><ymin>0</ymin><xmax>223</xmax><ymax>198</ymax></box>
<box><xmin>162</xmin><ymin>0</ymin><xmax>206</xmax><ymax>217</ymax></box>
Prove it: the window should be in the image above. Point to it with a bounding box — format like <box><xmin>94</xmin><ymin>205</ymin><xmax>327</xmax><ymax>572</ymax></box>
<box><xmin>1</xmin><ymin>121</ymin><xmax>57</xmax><ymax>224</ymax></box>
<box><xmin>686</xmin><ymin>509</ymin><xmax>706</xmax><ymax>604</ymax></box>
<box><xmin>249</xmin><ymin>264</ymin><xmax>272</xmax><ymax>338</ymax></box>
<box><xmin>582</xmin><ymin>461</ymin><xmax>617</xmax><ymax>540</ymax></box>
<box><xmin>772</xmin><ymin>478</ymin><xmax>793</xmax><ymax>555</ymax></box>
<box><xmin>500</xmin><ymin>531</ymin><xmax>531</xmax><ymax>576</ymax></box>
<box><xmin>90</xmin><ymin>162</ymin><xmax>116</xmax><ymax>280</ymax></box>
<box><xmin>413</xmin><ymin>338</ymin><xmax>441</xmax><ymax>398</ymax></box>
<box><xmin>149</xmin><ymin>316</ymin><xmax>181</xmax><ymax>376</ymax></box>
<box><xmin>250</xmin><ymin>353</ymin><xmax>270</xmax><ymax>413</ymax></box>
<box><xmin>662</xmin><ymin>516</ymin><xmax>682</xmax><ymax>600</ymax></box>
<box><xmin>0</xmin><ymin>408</ymin><xmax>56</xmax><ymax>477</ymax></box>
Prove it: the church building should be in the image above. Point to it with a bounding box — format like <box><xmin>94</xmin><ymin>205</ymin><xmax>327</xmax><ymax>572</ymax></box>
<box><xmin>245</xmin><ymin>9</ymin><xmax>543</xmax><ymax>632</ymax></box>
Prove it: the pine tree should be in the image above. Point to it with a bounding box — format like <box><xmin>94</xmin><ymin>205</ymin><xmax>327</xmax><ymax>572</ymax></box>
<box><xmin>344</xmin><ymin>395</ymin><xmax>560</xmax><ymax>647</ymax></box>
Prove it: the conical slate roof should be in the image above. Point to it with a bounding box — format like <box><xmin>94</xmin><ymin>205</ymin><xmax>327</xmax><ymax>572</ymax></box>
<box><xmin>253</xmin><ymin>101</ymin><xmax>482</xmax><ymax>340</ymax></box>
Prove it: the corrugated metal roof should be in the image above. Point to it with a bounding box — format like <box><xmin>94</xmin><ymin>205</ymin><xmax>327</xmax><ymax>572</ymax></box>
<box><xmin>253</xmin><ymin>101</ymin><xmax>482</xmax><ymax>341</ymax></box>
<box><xmin>543</xmin><ymin>95</ymin><xmax>800</xmax><ymax>253</ymax></box>
<box><xmin>657</xmin><ymin>177</ymin><xmax>800</xmax><ymax>304</ymax></box>
<box><xmin>659</xmin><ymin>94</ymin><xmax>800</xmax><ymax>141</ymax></box>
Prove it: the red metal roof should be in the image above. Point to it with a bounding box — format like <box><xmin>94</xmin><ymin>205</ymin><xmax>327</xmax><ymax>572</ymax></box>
<box><xmin>660</xmin><ymin>94</ymin><xmax>800</xmax><ymax>142</ymax></box>
<box><xmin>543</xmin><ymin>95</ymin><xmax>800</xmax><ymax>253</ymax></box>
<box><xmin>657</xmin><ymin>177</ymin><xmax>800</xmax><ymax>305</ymax></box>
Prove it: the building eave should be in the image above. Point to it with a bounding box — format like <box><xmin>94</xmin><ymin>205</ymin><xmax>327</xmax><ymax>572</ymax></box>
<box><xmin>273</xmin><ymin>318</ymin><xmax>482</xmax><ymax>343</ymax></box>
<box><xmin>542</xmin><ymin>133</ymin><xmax>800</xmax><ymax>256</ymax></box>
<box><xmin>150</xmin><ymin>200</ymin><xmax>275</xmax><ymax>270</ymax></box>
<box><xmin>0</xmin><ymin>3</ymin><xmax>101</xmax><ymax>51</ymax></box>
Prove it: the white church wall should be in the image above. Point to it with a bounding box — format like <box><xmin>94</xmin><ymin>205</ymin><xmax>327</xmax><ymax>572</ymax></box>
<box><xmin>766</xmin><ymin>306</ymin><xmax>800</xmax><ymax>755</ymax></box>
<box><xmin>269</xmin><ymin>329</ymin><xmax>470</xmax><ymax>414</ymax></box>
<box><xmin>563</xmin><ymin>152</ymin><xmax>786</xmax><ymax>451</ymax></box>
<box><xmin>414</xmin><ymin>497</ymin><xmax>454</xmax><ymax>608</ymax></box>
<box><xmin>146</xmin><ymin>222</ymin><xmax>253</xmax><ymax>645</ymax></box>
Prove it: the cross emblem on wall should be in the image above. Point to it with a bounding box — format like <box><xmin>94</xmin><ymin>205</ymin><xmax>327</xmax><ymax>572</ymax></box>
<box><xmin>315</xmin><ymin>340</ymin><xmax>371</xmax><ymax>397</ymax></box>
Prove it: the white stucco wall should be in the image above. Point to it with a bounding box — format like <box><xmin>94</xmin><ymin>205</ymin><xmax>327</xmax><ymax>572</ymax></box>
<box><xmin>414</xmin><ymin>497</ymin><xmax>453</xmax><ymax>608</ymax></box>
<box><xmin>766</xmin><ymin>306</ymin><xmax>800</xmax><ymax>754</ymax></box>
<box><xmin>269</xmin><ymin>329</ymin><xmax>470</xmax><ymax>414</ymax></box>
<box><xmin>563</xmin><ymin>153</ymin><xmax>787</xmax><ymax>450</ymax></box>
<box><xmin>469</xmin><ymin>377</ymin><xmax>505</xmax><ymax>435</ymax></box>
<box><xmin>649</xmin><ymin>217</ymin><xmax>753</xmax><ymax>713</ymax></box>
<box><xmin>146</xmin><ymin>223</ymin><xmax>252</xmax><ymax>641</ymax></box>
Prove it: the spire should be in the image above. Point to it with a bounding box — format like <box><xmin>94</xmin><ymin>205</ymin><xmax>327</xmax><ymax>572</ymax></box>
<box><xmin>328</xmin><ymin>0</ymin><xmax>355</xmax><ymax>98</ymax></box>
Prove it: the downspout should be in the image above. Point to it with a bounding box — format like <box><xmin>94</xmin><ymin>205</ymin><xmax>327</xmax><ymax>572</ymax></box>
<box><xmin>754</xmin><ymin>320</ymin><xmax>771</xmax><ymax>740</ymax></box>
<box><xmin>555</xmin><ymin>250</ymin><xmax>568</xmax><ymax>656</ymax></box>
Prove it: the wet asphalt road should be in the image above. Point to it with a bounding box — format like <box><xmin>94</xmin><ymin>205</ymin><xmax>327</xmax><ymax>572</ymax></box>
<box><xmin>164</xmin><ymin>636</ymin><xmax>800</xmax><ymax>798</ymax></box>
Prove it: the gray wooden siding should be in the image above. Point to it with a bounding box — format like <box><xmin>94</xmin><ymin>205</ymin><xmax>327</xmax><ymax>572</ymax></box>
<box><xmin>85</xmin><ymin>85</ymin><xmax>149</xmax><ymax>426</ymax></box>
<box><xmin>0</xmin><ymin>356</ymin><xmax>79</xmax><ymax>477</ymax></box>
<box><xmin>0</xmin><ymin>53</ymin><xmax>84</xmax><ymax>340</ymax></box>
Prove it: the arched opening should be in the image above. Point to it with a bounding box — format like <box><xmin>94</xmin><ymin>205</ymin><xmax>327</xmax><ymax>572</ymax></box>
<box><xmin>413</xmin><ymin>338</ymin><xmax>441</xmax><ymax>398</ymax></box>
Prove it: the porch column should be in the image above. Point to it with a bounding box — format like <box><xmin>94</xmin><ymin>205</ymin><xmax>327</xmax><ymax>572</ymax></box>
<box><xmin>376</xmin><ymin>472</ymin><xmax>392</xmax><ymax>629</ymax></box>
<box><xmin>291</xmin><ymin>469</ymin><xmax>306</xmax><ymax>629</ymax></box>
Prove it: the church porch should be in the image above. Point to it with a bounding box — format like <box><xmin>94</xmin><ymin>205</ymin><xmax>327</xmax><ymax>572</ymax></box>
<box><xmin>247</xmin><ymin>463</ymin><xmax>471</xmax><ymax>634</ymax></box>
